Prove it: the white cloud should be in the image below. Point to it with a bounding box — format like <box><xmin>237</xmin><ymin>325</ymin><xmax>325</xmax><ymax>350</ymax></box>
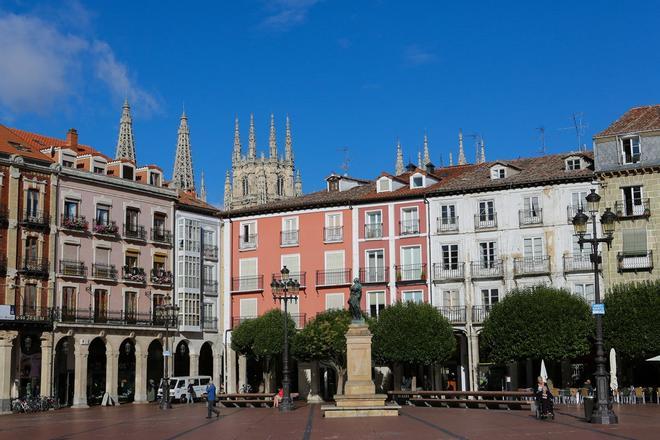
<box><xmin>403</xmin><ymin>44</ymin><xmax>438</xmax><ymax>67</ymax></box>
<box><xmin>0</xmin><ymin>8</ymin><xmax>159</xmax><ymax>116</ymax></box>
<box><xmin>260</xmin><ymin>0</ymin><xmax>322</xmax><ymax>31</ymax></box>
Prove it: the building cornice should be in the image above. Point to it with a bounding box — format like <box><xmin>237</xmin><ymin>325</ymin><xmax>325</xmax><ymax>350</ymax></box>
<box><xmin>60</xmin><ymin>167</ymin><xmax>178</xmax><ymax>199</ymax></box>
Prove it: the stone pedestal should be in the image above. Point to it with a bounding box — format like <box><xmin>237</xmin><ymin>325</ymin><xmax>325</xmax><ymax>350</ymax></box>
<box><xmin>321</xmin><ymin>323</ymin><xmax>399</xmax><ymax>418</ymax></box>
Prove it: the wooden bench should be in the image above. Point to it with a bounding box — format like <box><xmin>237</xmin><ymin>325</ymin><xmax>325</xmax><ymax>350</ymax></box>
<box><xmin>388</xmin><ymin>390</ymin><xmax>534</xmax><ymax>410</ymax></box>
<box><xmin>217</xmin><ymin>393</ymin><xmax>276</xmax><ymax>408</ymax></box>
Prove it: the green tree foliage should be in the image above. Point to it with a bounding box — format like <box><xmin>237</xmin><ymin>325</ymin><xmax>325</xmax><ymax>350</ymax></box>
<box><xmin>291</xmin><ymin>309</ymin><xmax>352</xmax><ymax>394</ymax></box>
<box><xmin>230</xmin><ymin>309</ymin><xmax>296</xmax><ymax>392</ymax></box>
<box><xmin>481</xmin><ymin>285</ymin><xmax>593</xmax><ymax>365</ymax></box>
<box><xmin>370</xmin><ymin>301</ymin><xmax>455</xmax><ymax>367</ymax></box>
<box><xmin>604</xmin><ymin>280</ymin><xmax>660</xmax><ymax>361</ymax></box>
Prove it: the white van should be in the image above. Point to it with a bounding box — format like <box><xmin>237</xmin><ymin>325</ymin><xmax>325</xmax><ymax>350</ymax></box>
<box><xmin>157</xmin><ymin>376</ymin><xmax>212</xmax><ymax>403</ymax></box>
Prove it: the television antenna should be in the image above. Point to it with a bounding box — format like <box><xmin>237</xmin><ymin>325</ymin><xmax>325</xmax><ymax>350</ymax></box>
<box><xmin>465</xmin><ymin>133</ymin><xmax>482</xmax><ymax>163</ymax></box>
<box><xmin>536</xmin><ymin>126</ymin><xmax>546</xmax><ymax>154</ymax></box>
<box><xmin>559</xmin><ymin>113</ymin><xmax>588</xmax><ymax>151</ymax></box>
<box><xmin>337</xmin><ymin>147</ymin><xmax>350</xmax><ymax>175</ymax></box>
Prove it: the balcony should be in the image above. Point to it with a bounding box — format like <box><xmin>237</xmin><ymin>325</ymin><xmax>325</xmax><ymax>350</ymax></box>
<box><xmin>281</xmin><ymin>230</ymin><xmax>299</xmax><ymax>246</ymax></box>
<box><xmin>232</xmin><ymin>315</ymin><xmax>256</xmax><ymax>328</ymax></box>
<box><xmin>617</xmin><ymin>251</ymin><xmax>653</xmax><ymax>272</ymax></box>
<box><xmin>432</xmin><ymin>263</ymin><xmax>465</xmax><ymax>282</ymax></box>
<box><xmin>359</xmin><ymin>267</ymin><xmax>389</xmax><ymax>284</ymax></box>
<box><xmin>239</xmin><ymin>234</ymin><xmax>257</xmax><ymax>250</ymax></box>
<box><xmin>615</xmin><ymin>199</ymin><xmax>651</xmax><ymax>219</ymax></box>
<box><xmin>365</xmin><ymin>223</ymin><xmax>383</xmax><ymax>239</ymax></box>
<box><xmin>92</xmin><ymin>220</ymin><xmax>119</xmax><ymax>236</ymax></box>
<box><xmin>272</xmin><ymin>271</ymin><xmax>307</xmax><ymax>288</ymax></box>
<box><xmin>20</xmin><ymin>209</ymin><xmax>50</xmax><ymax>230</ymax></box>
<box><xmin>472</xmin><ymin>305</ymin><xmax>493</xmax><ymax>324</ymax></box>
<box><xmin>395</xmin><ymin>263</ymin><xmax>427</xmax><ymax>284</ymax></box>
<box><xmin>470</xmin><ymin>260</ymin><xmax>504</xmax><ymax>279</ymax></box>
<box><xmin>563</xmin><ymin>254</ymin><xmax>597</xmax><ymax>273</ymax></box>
<box><xmin>18</xmin><ymin>257</ymin><xmax>49</xmax><ymax>277</ymax></box>
<box><xmin>437</xmin><ymin>216</ymin><xmax>458</xmax><ymax>233</ymax></box>
<box><xmin>436</xmin><ymin>306</ymin><xmax>467</xmax><ymax>324</ymax></box>
<box><xmin>231</xmin><ymin>313</ymin><xmax>306</xmax><ymax>329</ymax></box>
<box><xmin>519</xmin><ymin>209</ymin><xmax>543</xmax><ymax>227</ymax></box>
<box><xmin>59</xmin><ymin>260</ymin><xmax>87</xmax><ymax>278</ymax></box>
<box><xmin>474</xmin><ymin>213</ymin><xmax>497</xmax><ymax>230</ymax></box>
<box><xmin>566</xmin><ymin>205</ymin><xmax>589</xmax><ymax>224</ymax></box>
<box><xmin>324</xmin><ymin>226</ymin><xmax>343</xmax><ymax>243</ymax></box>
<box><xmin>231</xmin><ymin>275</ymin><xmax>264</xmax><ymax>292</ymax></box>
<box><xmin>60</xmin><ymin>214</ymin><xmax>89</xmax><ymax>232</ymax></box>
<box><xmin>204</xmin><ymin>244</ymin><xmax>218</xmax><ymax>260</ymax></box>
<box><xmin>399</xmin><ymin>219</ymin><xmax>420</xmax><ymax>236</ymax></box>
<box><xmin>8</xmin><ymin>305</ymin><xmax>53</xmax><ymax>323</ymax></box>
<box><xmin>150</xmin><ymin>269</ymin><xmax>173</xmax><ymax>287</ymax></box>
<box><xmin>203</xmin><ymin>280</ymin><xmax>219</xmax><ymax>293</ymax></box>
<box><xmin>123</xmin><ymin>224</ymin><xmax>146</xmax><ymax>241</ymax></box>
<box><xmin>513</xmin><ymin>256</ymin><xmax>551</xmax><ymax>277</ymax></box>
<box><xmin>151</xmin><ymin>228</ymin><xmax>172</xmax><ymax>245</ymax></box>
<box><xmin>92</xmin><ymin>263</ymin><xmax>118</xmax><ymax>280</ymax></box>
<box><xmin>55</xmin><ymin>308</ymin><xmax>173</xmax><ymax>327</ymax></box>
<box><xmin>203</xmin><ymin>316</ymin><xmax>218</xmax><ymax>331</ymax></box>
<box><xmin>122</xmin><ymin>266</ymin><xmax>147</xmax><ymax>284</ymax></box>
<box><xmin>316</xmin><ymin>269</ymin><xmax>351</xmax><ymax>287</ymax></box>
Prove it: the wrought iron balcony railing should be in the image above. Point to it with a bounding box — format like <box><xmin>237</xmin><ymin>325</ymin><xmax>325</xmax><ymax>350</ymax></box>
<box><xmin>231</xmin><ymin>313</ymin><xmax>306</xmax><ymax>329</ymax></box>
<box><xmin>614</xmin><ymin>199</ymin><xmax>651</xmax><ymax>219</ymax></box>
<box><xmin>364</xmin><ymin>223</ymin><xmax>383</xmax><ymax>239</ymax></box>
<box><xmin>150</xmin><ymin>269</ymin><xmax>173</xmax><ymax>287</ymax></box>
<box><xmin>316</xmin><ymin>269</ymin><xmax>351</xmax><ymax>286</ymax></box>
<box><xmin>20</xmin><ymin>209</ymin><xmax>50</xmax><ymax>229</ymax></box>
<box><xmin>92</xmin><ymin>263</ymin><xmax>118</xmax><ymax>280</ymax></box>
<box><xmin>359</xmin><ymin>267</ymin><xmax>388</xmax><ymax>284</ymax></box>
<box><xmin>18</xmin><ymin>257</ymin><xmax>49</xmax><ymax>277</ymax></box>
<box><xmin>204</xmin><ymin>245</ymin><xmax>218</xmax><ymax>260</ymax></box>
<box><xmin>239</xmin><ymin>234</ymin><xmax>257</xmax><ymax>250</ymax></box>
<box><xmin>59</xmin><ymin>260</ymin><xmax>87</xmax><ymax>277</ymax></box>
<box><xmin>122</xmin><ymin>266</ymin><xmax>147</xmax><ymax>284</ymax></box>
<box><xmin>567</xmin><ymin>205</ymin><xmax>591</xmax><ymax>223</ymax></box>
<box><xmin>395</xmin><ymin>263</ymin><xmax>427</xmax><ymax>283</ymax></box>
<box><xmin>92</xmin><ymin>219</ymin><xmax>119</xmax><ymax>236</ymax></box>
<box><xmin>123</xmin><ymin>224</ymin><xmax>147</xmax><ymax>241</ymax></box>
<box><xmin>60</xmin><ymin>214</ymin><xmax>89</xmax><ymax>231</ymax></box>
<box><xmin>231</xmin><ymin>275</ymin><xmax>264</xmax><ymax>292</ymax></box>
<box><xmin>470</xmin><ymin>260</ymin><xmax>504</xmax><ymax>278</ymax></box>
<box><xmin>324</xmin><ymin>226</ymin><xmax>343</xmax><ymax>242</ymax></box>
<box><xmin>437</xmin><ymin>216</ymin><xmax>458</xmax><ymax>233</ymax></box>
<box><xmin>472</xmin><ymin>305</ymin><xmax>493</xmax><ymax>323</ymax></box>
<box><xmin>475</xmin><ymin>213</ymin><xmax>497</xmax><ymax>230</ymax></box>
<box><xmin>513</xmin><ymin>256</ymin><xmax>551</xmax><ymax>276</ymax></box>
<box><xmin>563</xmin><ymin>254</ymin><xmax>598</xmax><ymax>273</ymax></box>
<box><xmin>436</xmin><ymin>306</ymin><xmax>467</xmax><ymax>324</ymax></box>
<box><xmin>7</xmin><ymin>305</ymin><xmax>53</xmax><ymax>322</ymax></box>
<box><xmin>519</xmin><ymin>209</ymin><xmax>543</xmax><ymax>226</ymax></box>
<box><xmin>399</xmin><ymin>219</ymin><xmax>420</xmax><ymax>236</ymax></box>
<box><xmin>203</xmin><ymin>316</ymin><xmax>218</xmax><ymax>331</ymax></box>
<box><xmin>433</xmin><ymin>263</ymin><xmax>465</xmax><ymax>282</ymax></box>
<box><xmin>272</xmin><ymin>271</ymin><xmax>306</xmax><ymax>287</ymax></box>
<box><xmin>55</xmin><ymin>307</ymin><xmax>173</xmax><ymax>327</ymax></box>
<box><xmin>151</xmin><ymin>228</ymin><xmax>172</xmax><ymax>245</ymax></box>
<box><xmin>281</xmin><ymin>230</ymin><xmax>299</xmax><ymax>246</ymax></box>
<box><xmin>203</xmin><ymin>280</ymin><xmax>219</xmax><ymax>293</ymax></box>
<box><xmin>617</xmin><ymin>251</ymin><xmax>653</xmax><ymax>272</ymax></box>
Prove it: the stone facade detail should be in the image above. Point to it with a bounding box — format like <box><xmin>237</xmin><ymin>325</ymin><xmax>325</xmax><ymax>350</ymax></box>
<box><xmin>171</xmin><ymin>111</ymin><xmax>195</xmax><ymax>192</ymax></box>
<box><xmin>115</xmin><ymin>99</ymin><xmax>137</xmax><ymax>162</ymax></box>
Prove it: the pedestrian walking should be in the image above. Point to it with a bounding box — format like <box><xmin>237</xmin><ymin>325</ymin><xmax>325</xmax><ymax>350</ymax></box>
<box><xmin>187</xmin><ymin>382</ymin><xmax>196</xmax><ymax>404</ymax></box>
<box><xmin>205</xmin><ymin>381</ymin><xmax>219</xmax><ymax>419</ymax></box>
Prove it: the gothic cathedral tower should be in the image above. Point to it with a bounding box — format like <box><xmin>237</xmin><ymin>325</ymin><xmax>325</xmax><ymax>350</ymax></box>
<box><xmin>224</xmin><ymin>114</ymin><xmax>302</xmax><ymax>209</ymax></box>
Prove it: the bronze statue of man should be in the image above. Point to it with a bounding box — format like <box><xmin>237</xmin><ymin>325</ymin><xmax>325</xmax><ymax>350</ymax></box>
<box><xmin>348</xmin><ymin>278</ymin><xmax>363</xmax><ymax>322</ymax></box>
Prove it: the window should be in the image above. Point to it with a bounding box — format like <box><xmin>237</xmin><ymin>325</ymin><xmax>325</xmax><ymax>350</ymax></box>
<box><xmin>523</xmin><ymin>196</ymin><xmax>540</xmax><ymax>217</ymax></box>
<box><xmin>204</xmin><ymin>303</ymin><xmax>215</xmax><ymax>320</ymax></box>
<box><xmin>242</xmin><ymin>177</ymin><xmax>249</xmax><ymax>196</ymax></box>
<box><xmin>479</xmin><ymin>242</ymin><xmax>497</xmax><ymax>266</ymax></box>
<box><xmin>325</xmin><ymin>293</ymin><xmax>345</xmax><ymax>310</ymax></box>
<box><xmin>26</xmin><ymin>189</ymin><xmax>39</xmax><ymax>217</ymax></box>
<box><xmin>62</xmin><ymin>243</ymin><xmax>79</xmax><ymax>271</ymax></box>
<box><xmin>94</xmin><ymin>289</ymin><xmax>109</xmax><ymax>322</ymax></box>
<box><xmin>324</xmin><ymin>251</ymin><xmax>345</xmax><ymax>284</ymax></box>
<box><xmin>478</xmin><ymin>200</ymin><xmax>495</xmax><ymax>221</ymax></box>
<box><xmin>571</xmin><ymin>191</ymin><xmax>588</xmax><ymax>211</ymax></box>
<box><xmin>401</xmin><ymin>207</ymin><xmax>419</xmax><ymax>235</ymax></box>
<box><xmin>23</xmin><ymin>284</ymin><xmax>37</xmax><ymax>314</ymax></box>
<box><xmin>125</xmin><ymin>291</ymin><xmax>137</xmax><ymax>318</ymax></box>
<box><xmin>239</xmin><ymin>222</ymin><xmax>256</xmax><ymax>249</ymax></box>
<box><xmin>153</xmin><ymin>213</ymin><xmax>166</xmax><ymax>233</ymax></box>
<box><xmin>281</xmin><ymin>254</ymin><xmax>301</xmax><ymax>283</ymax></box>
<box><xmin>153</xmin><ymin>254</ymin><xmax>166</xmax><ymax>272</ymax></box>
<box><xmin>441</xmin><ymin>244</ymin><xmax>459</xmax><ymax>270</ymax></box>
<box><xmin>125</xmin><ymin>208</ymin><xmax>139</xmax><ymax>231</ymax></box>
<box><xmin>402</xmin><ymin>291</ymin><xmax>423</xmax><ymax>303</ymax></box>
<box><xmin>442</xmin><ymin>289</ymin><xmax>460</xmax><ymax>307</ymax></box>
<box><xmin>25</xmin><ymin>237</ymin><xmax>38</xmax><ymax>260</ymax></box>
<box><xmin>368</xmin><ymin>291</ymin><xmax>385</xmax><ymax>318</ymax></box>
<box><xmin>411</xmin><ymin>175</ymin><xmax>424</xmax><ymax>188</ymax></box>
<box><xmin>94</xmin><ymin>166</ymin><xmax>105</xmax><ymax>174</ymax></box>
<box><xmin>481</xmin><ymin>288</ymin><xmax>499</xmax><ymax>306</ymax></box>
<box><xmin>96</xmin><ymin>205</ymin><xmax>110</xmax><ymax>225</ymax></box>
<box><xmin>622</xmin><ymin>229</ymin><xmax>647</xmax><ymax>256</ymax></box>
<box><xmin>365</xmin><ymin>211</ymin><xmax>383</xmax><ymax>238</ymax></box>
<box><xmin>64</xmin><ymin>200</ymin><xmax>79</xmax><ymax>219</ymax></box>
<box><xmin>150</xmin><ymin>172</ymin><xmax>161</xmax><ymax>186</ymax></box>
<box><xmin>62</xmin><ymin>287</ymin><xmax>76</xmax><ymax>317</ymax></box>
<box><xmin>125</xmin><ymin>251</ymin><xmax>139</xmax><ymax>269</ymax></box>
<box><xmin>377</xmin><ymin>178</ymin><xmax>391</xmax><ymax>192</ymax></box>
<box><xmin>572</xmin><ymin>234</ymin><xmax>591</xmax><ymax>256</ymax></box>
<box><xmin>328</xmin><ymin>179</ymin><xmax>339</xmax><ymax>192</ymax></box>
<box><xmin>239</xmin><ymin>258</ymin><xmax>258</xmax><ymax>290</ymax></box>
<box><xmin>491</xmin><ymin>167</ymin><xmax>506</xmax><ymax>179</ymax></box>
<box><xmin>574</xmin><ymin>283</ymin><xmax>595</xmax><ymax>304</ymax></box>
<box><xmin>239</xmin><ymin>298</ymin><xmax>257</xmax><ymax>319</ymax></box>
<box><xmin>566</xmin><ymin>158</ymin><xmax>581</xmax><ymax>170</ymax></box>
<box><xmin>183</xmin><ymin>219</ymin><xmax>201</xmax><ymax>252</ymax></box>
<box><xmin>365</xmin><ymin>250</ymin><xmax>385</xmax><ymax>282</ymax></box>
<box><xmin>523</xmin><ymin>237</ymin><xmax>543</xmax><ymax>259</ymax></box>
<box><xmin>400</xmin><ymin>246</ymin><xmax>422</xmax><ymax>280</ymax></box>
<box><xmin>621</xmin><ymin>136</ymin><xmax>641</xmax><ymax>164</ymax></box>
<box><xmin>440</xmin><ymin>205</ymin><xmax>456</xmax><ymax>225</ymax></box>
<box><xmin>281</xmin><ymin>217</ymin><xmax>299</xmax><ymax>245</ymax></box>
<box><xmin>622</xmin><ymin>186</ymin><xmax>644</xmax><ymax>216</ymax></box>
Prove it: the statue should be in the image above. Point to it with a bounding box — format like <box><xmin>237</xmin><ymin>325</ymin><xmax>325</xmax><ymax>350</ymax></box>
<box><xmin>348</xmin><ymin>278</ymin><xmax>363</xmax><ymax>322</ymax></box>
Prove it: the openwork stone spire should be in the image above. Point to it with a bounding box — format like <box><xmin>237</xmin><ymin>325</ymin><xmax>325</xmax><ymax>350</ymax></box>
<box><xmin>200</xmin><ymin>171</ymin><xmax>207</xmax><ymax>202</ymax></box>
<box><xmin>224</xmin><ymin>170</ymin><xmax>232</xmax><ymax>208</ymax></box>
<box><xmin>233</xmin><ymin>116</ymin><xmax>241</xmax><ymax>163</ymax></box>
<box><xmin>295</xmin><ymin>169</ymin><xmax>302</xmax><ymax>196</ymax></box>
<box><xmin>172</xmin><ymin>110</ymin><xmax>195</xmax><ymax>192</ymax></box>
<box><xmin>248</xmin><ymin>113</ymin><xmax>257</xmax><ymax>160</ymax></box>
<box><xmin>458</xmin><ymin>129</ymin><xmax>466</xmax><ymax>165</ymax></box>
<box><xmin>285</xmin><ymin>115</ymin><xmax>293</xmax><ymax>161</ymax></box>
<box><xmin>449</xmin><ymin>151</ymin><xmax>454</xmax><ymax>166</ymax></box>
<box><xmin>269</xmin><ymin>113</ymin><xmax>277</xmax><ymax>158</ymax></box>
<box><xmin>479</xmin><ymin>139</ymin><xmax>486</xmax><ymax>164</ymax></box>
<box><xmin>115</xmin><ymin>99</ymin><xmax>136</xmax><ymax>162</ymax></box>
<box><xmin>423</xmin><ymin>133</ymin><xmax>430</xmax><ymax>170</ymax></box>
<box><xmin>395</xmin><ymin>140</ymin><xmax>404</xmax><ymax>175</ymax></box>
<box><xmin>417</xmin><ymin>151</ymin><xmax>422</xmax><ymax>169</ymax></box>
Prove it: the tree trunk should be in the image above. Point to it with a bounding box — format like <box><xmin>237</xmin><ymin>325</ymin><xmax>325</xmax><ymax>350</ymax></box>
<box><xmin>393</xmin><ymin>363</ymin><xmax>403</xmax><ymax>391</ymax></box>
<box><xmin>335</xmin><ymin>367</ymin><xmax>346</xmax><ymax>395</ymax></box>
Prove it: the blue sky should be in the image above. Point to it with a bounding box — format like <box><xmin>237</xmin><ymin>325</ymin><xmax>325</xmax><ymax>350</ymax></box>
<box><xmin>1</xmin><ymin>0</ymin><xmax>659</xmax><ymax>206</ymax></box>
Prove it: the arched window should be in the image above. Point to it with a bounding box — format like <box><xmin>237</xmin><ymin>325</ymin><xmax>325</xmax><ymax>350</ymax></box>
<box><xmin>276</xmin><ymin>176</ymin><xmax>284</xmax><ymax>196</ymax></box>
<box><xmin>242</xmin><ymin>177</ymin><xmax>249</xmax><ymax>196</ymax></box>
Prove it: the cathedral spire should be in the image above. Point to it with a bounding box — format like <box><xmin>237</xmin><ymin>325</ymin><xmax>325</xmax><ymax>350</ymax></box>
<box><xmin>395</xmin><ymin>139</ymin><xmax>404</xmax><ymax>175</ymax></box>
<box><xmin>248</xmin><ymin>113</ymin><xmax>257</xmax><ymax>160</ymax></box>
<box><xmin>269</xmin><ymin>113</ymin><xmax>277</xmax><ymax>159</ymax></box>
<box><xmin>233</xmin><ymin>116</ymin><xmax>241</xmax><ymax>163</ymax></box>
<box><xmin>458</xmin><ymin>129</ymin><xmax>466</xmax><ymax>165</ymax></box>
<box><xmin>172</xmin><ymin>110</ymin><xmax>195</xmax><ymax>192</ymax></box>
<box><xmin>295</xmin><ymin>169</ymin><xmax>302</xmax><ymax>196</ymax></box>
<box><xmin>423</xmin><ymin>132</ymin><xmax>430</xmax><ymax>170</ymax></box>
<box><xmin>417</xmin><ymin>151</ymin><xmax>422</xmax><ymax>169</ymax></box>
<box><xmin>449</xmin><ymin>151</ymin><xmax>454</xmax><ymax>167</ymax></box>
<box><xmin>115</xmin><ymin>99</ymin><xmax>137</xmax><ymax>162</ymax></box>
<box><xmin>224</xmin><ymin>170</ymin><xmax>232</xmax><ymax>208</ymax></box>
<box><xmin>285</xmin><ymin>114</ymin><xmax>293</xmax><ymax>161</ymax></box>
<box><xmin>479</xmin><ymin>139</ymin><xmax>486</xmax><ymax>164</ymax></box>
<box><xmin>200</xmin><ymin>171</ymin><xmax>207</xmax><ymax>202</ymax></box>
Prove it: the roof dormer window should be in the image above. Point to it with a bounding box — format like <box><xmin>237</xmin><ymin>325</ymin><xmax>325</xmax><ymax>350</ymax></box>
<box><xmin>377</xmin><ymin>177</ymin><xmax>391</xmax><ymax>193</ymax></box>
<box><xmin>411</xmin><ymin>173</ymin><xmax>424</xmax><ymax>189</ymax></box>
<box><xmin>122</xmin><ymin>164</ymin><xmax>134</xmax><ymax>180</ymax></box>
<box><xmin>621</xmin><ymin>136</ymin><xmax>641</xmax><ymax>164</ymax></box>
<box><xmin>491</xmin><ymin>167</ymin><xmax>506</xmax><ymax>179</ymax></box>
<box><xmin>150</xmin><ymin>171</ymin><xmax>161</xmax><ymax>186</ymax></box>
<box><xmin>566</xmin><ymin>158</ymin><xmax>581</xmax><ymax>170</ymax></box>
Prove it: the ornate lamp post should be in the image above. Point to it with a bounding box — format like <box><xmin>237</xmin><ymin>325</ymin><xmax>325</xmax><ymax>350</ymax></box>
<box><xmin>270</xmin><ymin>266</ymin><xmax>300</xmax><ymax>412</ymax></box>
<box><xmin>572</xmin><ymin>189</ymin><xmax>618</xmax><ymax>424</ymax></box>
<box><xmin>156</xmin><ymin>293</ymin><xmax>179</xmax><ymax>410</ymax></box>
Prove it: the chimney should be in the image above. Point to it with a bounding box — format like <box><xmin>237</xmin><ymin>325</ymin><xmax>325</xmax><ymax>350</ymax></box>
<box><xmin>426</xmin><ymin>162</ymin><xmax>435</xmax><ymax>174</ymax></box>
<box><xmin>66</xmin><ymin>128</ymin><xmax>78</xmax><ymax>148</ymax></box>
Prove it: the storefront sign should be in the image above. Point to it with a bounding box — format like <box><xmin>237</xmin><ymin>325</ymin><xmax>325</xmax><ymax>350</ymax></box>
<box><xmin>0</xmin><ymin>305</ymin><xmax>15</xmax><ymax>320</ymax></box>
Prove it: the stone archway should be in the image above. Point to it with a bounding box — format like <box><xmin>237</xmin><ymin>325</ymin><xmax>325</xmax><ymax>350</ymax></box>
<box><xmin>54</xmin><ymin>336</ymin><xmax>75</xmax><ymax>406</ymax></box>
<box><xmin>199</xmin><ymin>342</ymin><xmax>213</xmax><ymax>377</ymax></box>
<box><xmin>174</xmin><ymin>340</ymin><xmax>190</xmax><ymax>377</ymax></box>
<box><xmin>146</xmin><ymin>339</ymin><xmax>163</xmax><ymax>402</ymax></box>
<box><xmin>117</xmin><ymin>338</ymin><xmax>136</xmax><ymax>402</ymax></box>
<box><xmin>87</xmin><ymin>337</ymin><xmax>106</xmax><ymax>405</ymax></box>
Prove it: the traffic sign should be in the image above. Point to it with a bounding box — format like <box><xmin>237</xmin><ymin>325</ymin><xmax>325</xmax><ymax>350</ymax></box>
<box><xmin>592</xmin><ymin>304</ymin><xmax>605</xmax><ymax>315</ymax></box>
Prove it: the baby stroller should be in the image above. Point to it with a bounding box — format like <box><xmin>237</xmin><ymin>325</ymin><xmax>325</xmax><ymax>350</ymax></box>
<box><xmin>535</xmin><ymin>387</ymin><xmax>555</xmax><ymax>420</ymax></box>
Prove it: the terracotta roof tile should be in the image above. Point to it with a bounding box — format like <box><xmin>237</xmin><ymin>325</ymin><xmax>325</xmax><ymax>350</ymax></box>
<box><xmin>178</xmin><ymin>190</ymin><xmax>221</xmax><ymax>213</ymax></box>
<box><xmin>8</xmin><ymin>127</ymin><xmax>112</xmax><ymax>161</ymax></box>
<box><xmin>0</xmin><ymin>125</ymin><xmax>54</xmax><ymax>162</ymax></box>
<box><xmin>595</xmin><ymin>105</ymin><xmax>660</xmax><ymax>137</ymax></box>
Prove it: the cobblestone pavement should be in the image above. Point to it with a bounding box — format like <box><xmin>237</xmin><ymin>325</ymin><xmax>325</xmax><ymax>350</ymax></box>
<box><xmin>1</xmin><ymin>403</ymin><xmax>658</xmax><ymax>440</ymax></box>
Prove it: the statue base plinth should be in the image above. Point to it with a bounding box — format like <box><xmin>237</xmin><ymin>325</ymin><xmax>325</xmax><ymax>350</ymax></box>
<box><xmin>321</xmin><ymin>323</ymin><xmax>400</xmax><ymax>418</ymax></box>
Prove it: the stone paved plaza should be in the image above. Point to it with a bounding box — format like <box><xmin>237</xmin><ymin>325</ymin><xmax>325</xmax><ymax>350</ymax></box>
<box><xmin>1</xmin><ymin>403</ymin><xmax>659</xmax><ymax>440</ymax></box>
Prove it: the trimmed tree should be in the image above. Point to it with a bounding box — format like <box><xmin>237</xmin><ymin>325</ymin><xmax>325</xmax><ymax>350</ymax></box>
<box><xmin>480</xmin><ymin>285</ymin><xmax>593</xmax><ymax>365</ymax></box>
<box><xmin>291</xmin><ymin>309</ymin><xmax>352</xmax><ymax>394</ymax></box>
<box><xmin>604</xmin><ymin>280</ymin><xmax>660</xmax><ymax>361</ymax></box>
<box><xmin>370</xmin><ymin>301</ymin><xmax>456</xmax><ymax>389</ymax></box>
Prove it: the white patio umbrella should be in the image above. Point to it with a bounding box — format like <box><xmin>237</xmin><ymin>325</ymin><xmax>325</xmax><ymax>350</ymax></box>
<box><xmin>540</xmin><ymin>359</ymin><xmax>548</xmax><ymax>383</ymax></box>
<box><xmin>646</xmin><ymin>355</ymin><xmax>660</xmax><ymax>362</ymax></box>
<box><xmin>609</xmin><ymin>348</ymin><xmax>618</xmax><ymax>391</ymax></box>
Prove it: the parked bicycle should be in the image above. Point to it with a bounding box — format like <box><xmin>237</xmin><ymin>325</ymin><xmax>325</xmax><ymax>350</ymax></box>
<box><xmin>239</xmin><ymin>383</ymin><xmax>253</xmax><ymax>394</ymax></box>
<box><xmin>11</xmin><ymin>396</ymin><xmax>60</xmax><ymax>413</ymax></box>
